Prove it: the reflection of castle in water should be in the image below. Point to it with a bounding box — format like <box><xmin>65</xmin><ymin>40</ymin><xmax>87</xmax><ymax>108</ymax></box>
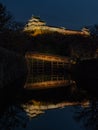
<box><xmin>23</xmin><ymin>100</ymin><xmax>89</xmax><ymax>118</ymax></box>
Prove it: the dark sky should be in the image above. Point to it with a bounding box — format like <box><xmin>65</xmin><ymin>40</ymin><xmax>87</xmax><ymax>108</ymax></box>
<box><xmin>0</xmin><ymin>0</ymin><xmax>98</xmax><ymax>29</ymax></box>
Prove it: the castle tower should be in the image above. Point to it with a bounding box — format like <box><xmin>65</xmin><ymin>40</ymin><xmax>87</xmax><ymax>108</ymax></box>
<box><xmin>24</xmin><ymin>16</ymin><xmax>46</xmax><ymax>32</ymax></box>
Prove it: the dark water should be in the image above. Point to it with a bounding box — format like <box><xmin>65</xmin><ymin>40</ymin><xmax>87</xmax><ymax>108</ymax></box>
<box><xmin>0</xmin><ymin>66</ymin><xmax>98</xmax><ymax>130</ymax></box>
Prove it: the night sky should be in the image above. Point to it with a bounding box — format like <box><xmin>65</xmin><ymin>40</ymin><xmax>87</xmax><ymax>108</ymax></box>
<box><xmin>0</xmin><ymin>0</ymin><xmax>98</xmax><ymax>30</ymax></box>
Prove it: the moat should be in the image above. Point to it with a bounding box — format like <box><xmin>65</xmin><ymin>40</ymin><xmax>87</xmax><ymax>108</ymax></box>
<box><xmin>0</xmin><ymin>56</ymin><xmax>98</xmax><ymax>130</ymax></box>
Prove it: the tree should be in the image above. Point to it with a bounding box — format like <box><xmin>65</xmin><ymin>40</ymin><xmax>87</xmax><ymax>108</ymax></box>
<box><xmin>0</xmin><ymin>3</ymin><xmax>13</xmax><ymax>32</ymax></box>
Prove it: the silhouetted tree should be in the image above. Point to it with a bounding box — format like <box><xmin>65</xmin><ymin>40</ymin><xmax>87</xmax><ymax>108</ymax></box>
<box><xmin>0</xmin><ymin>3</ymin><xmax>31</xmax><ymax>54</ymax></box>
<box><xmin>0</xmin><ymin>2</ymin><xmax>25</xmax><ymax>32</ymax></box>
<box><xmin>0</xmin><ymin>3</ymin><xmax>13</xmax><ymax>32</ymax></box>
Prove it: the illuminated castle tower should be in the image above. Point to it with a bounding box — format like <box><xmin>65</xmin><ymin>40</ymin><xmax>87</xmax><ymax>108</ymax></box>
<box><xmin>24</xmin><ymin>16</ymin><xmax>46</xmax><ymax>31</ymax></box>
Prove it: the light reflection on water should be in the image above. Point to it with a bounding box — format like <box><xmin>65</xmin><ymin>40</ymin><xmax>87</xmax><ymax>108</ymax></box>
<box><xmin>0</xmin><ymin>66</ymin><xmax>98</xmax><ymax>130</ymax></box>
<box><xmin>24</xmin><ymin>74</ymin><xmax>75</xmax><ymax>90</ymax></box>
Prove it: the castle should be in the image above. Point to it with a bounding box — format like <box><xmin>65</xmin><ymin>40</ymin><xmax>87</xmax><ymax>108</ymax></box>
<box><xmin>24</xmin><ymin>16</ymin><xmax>90</xmax><ymax>36</ymax></box>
